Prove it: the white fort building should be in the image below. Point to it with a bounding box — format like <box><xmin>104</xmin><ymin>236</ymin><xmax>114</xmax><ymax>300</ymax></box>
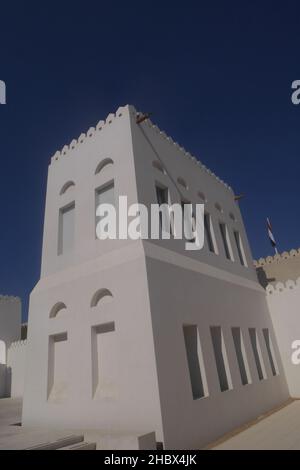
<box><xmin>1</xmin><ymin>104</ymin><xmax>300</xmax><ymax>449</ymax></box>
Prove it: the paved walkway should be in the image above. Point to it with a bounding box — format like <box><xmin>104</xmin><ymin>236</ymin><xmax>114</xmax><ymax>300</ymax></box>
<box><xmin>213</xmin><ymin>400</ymin><xmax>300</xmax><ymax>450</ymax></box>
<box><xmin>0</xmin><ymin>397</ymin><xmax>22</xmax><ymax>427</ymax></box>
<box><xmin>0</xmin><ymin>398</ymin><xmax>154</xmax><ymax>449</ymax></box>
<box><xmin>0</xmin><ymin>398</ymin><xmax>83</xmax><ymax>449</ymax></box>
<box><xmin>2</xmin><ymin>397</ymin><xmax>300</xmax><ymax>449</ymax></box>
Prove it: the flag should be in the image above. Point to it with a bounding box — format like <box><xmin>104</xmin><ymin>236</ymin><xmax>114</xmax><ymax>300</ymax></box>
<box><xmin>267</xmin><ymin>218</ymin><xmax>276</xmax><ymax>248</ymax></box>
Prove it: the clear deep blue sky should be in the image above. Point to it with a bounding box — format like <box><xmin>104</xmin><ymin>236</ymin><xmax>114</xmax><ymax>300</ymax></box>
<box><xmin>0</xmin><ymin>1</ymin><xmax>299</xmax><ymax>321</ymax></box>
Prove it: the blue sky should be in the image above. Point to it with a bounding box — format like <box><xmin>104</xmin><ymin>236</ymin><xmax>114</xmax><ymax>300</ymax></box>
<box><xmin>0</xmin><ymin>1</ymin><xmax>299</xmax><ymax>321</ymax></box>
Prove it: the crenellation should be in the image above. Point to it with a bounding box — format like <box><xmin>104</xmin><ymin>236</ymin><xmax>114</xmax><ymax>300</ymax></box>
<box><xmin>62</xmin><ymin>145</ymin><xmax>69</xmax><ymax>156</ymax></box>
<box><xmin>106</xmin><ymin>113</ymin><xmax>115</xmax><ymax>124</ymax></box>
<box><xmin>144</xmin><ymin>115</ymin><xmax>233</xmax><ymax>192</ymax></box>
<box><xmin>8</xmin><ymin>339</ymin><xmax>27</xmax><ymax>349</ymax></box>
<box><xmin>87</xmin><ymin>127</ymin><xmax>95</xmax><ymax>138</ymax></box>
<box><xmin>152</xmin><ymin>124</ymin><xmax>160</xmax><ymax>133</ymax></box>
<box><xmin>254</xmin><ymin>248</ymin><xmax>300</xmax><ymax>267</ymax></box>
<box><xmin>96</xmin><ymin>120</ymin><xmax>105</xmax><ymax>131</ymax></box>
<box><xmin>78</xmin><ymin>132</ymin><xmax>86</xmax><ymax>144</ymax></box>
<box><xmin>70</xmin><ymin>139</ymin><xmax>77</xmax><ymax>150</ymax></box>
<box><xmin>0</xmin><ymin>295</ymin><xmax>20</xmax><ymax>304</ymax></box>
<box><xmin>266</xmin><ymin>277</ymin><xmax>300</xmax><ymax>295</ymax></box>
<box><xmin>50</xmin><ymin>107</ymin><xmax>130</xmax><ymax>165</ymax></box>
<box><xmin>48</xmin><ymin>105</ymin><xmax>234</xmax><ymax>195</ymax></box>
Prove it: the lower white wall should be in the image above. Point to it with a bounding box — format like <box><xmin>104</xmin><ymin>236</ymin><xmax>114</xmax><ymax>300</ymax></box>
<box><xmin>0</xmin><ymin>296</ymin><xmax>22</xmax><ymax>347</ymax></box>
<box><xmin>267</xmin><ymin>279</ymin><xmax>300</xmax><ymax>398</ymax></box>
<box><xmin>0</xmin><ymin>364</ymin><xmax>6</xmax><ymax>398</ymax></box>
<box><xmin>7</xmin><ymin>341</ymin><xmax>27</xmax><ymax>398</ymax></box>
<box><xmin>145</xmin><ymin>248</ymin><xmax>289</xmax><ymax>449</ymax></box>
<box><xmin>22</xmin><ymin>249</ymin><xmax>163</xmax><ymax>440</ymax></box>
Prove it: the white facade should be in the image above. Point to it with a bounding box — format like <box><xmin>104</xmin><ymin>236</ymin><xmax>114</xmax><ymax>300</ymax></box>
<box><xmin>0</xmin><ymin>296</ymin><xmax>21</xmax><ymax>354</ymax></box>
<box><xmin>267</xmin><ymin>278</ymin><xmax>300</xmax><ymax>398</ymax></box>
<box><xmin>22</xmin><ymin>105</ymin><xmax>289</xmax><ymax>449</ymax></box>
<box><xmin>7</xmin><ymin>340</ymin><xmax>27</xmax><ymax>398</ymax></box>
<box><xmin>0</xmin><ymin>296</ymin><xmax>22</xmax><ymax>397</ymax></box>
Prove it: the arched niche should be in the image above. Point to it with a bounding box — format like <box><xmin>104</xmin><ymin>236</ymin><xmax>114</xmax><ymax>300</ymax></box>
<box><xmin>90</xmin><ymin>289</ymin><xmax>113</xmax><ymax>308</ymax></box>
<box><xmin>49</xmin><ymin>302</ymin><xmax>67</xmax><ymax>319</ymax></box>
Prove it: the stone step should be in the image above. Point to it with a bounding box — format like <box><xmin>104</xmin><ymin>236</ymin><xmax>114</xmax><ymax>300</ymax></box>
<box><xmin>58</xmin><ymin>441</ymin><xmax>96</xmax><ymax>450</ymax></box>
<box><xmin>26</xmin><ymin>434</ymin><xmax>84</xmax><ymax>450</ymax></box>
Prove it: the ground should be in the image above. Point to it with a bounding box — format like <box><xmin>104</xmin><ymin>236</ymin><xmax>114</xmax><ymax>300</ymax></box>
<box><xmin>1</xmin><ymin>397</ymin><xmax>300</xmax><ymax>449</ymax></box>
<box><xmin>0</xmin><ymin>397</ymin><xmax>91</xmax><ymax>449</ymax></box>
<box><xmin>212</xmin><ymin>399</ymin><xmax>300</xmax><ymax>450</ymax></box>
<box><xmin>0</xmin><ymin>398</ymin><xmax>154</xmax><ymax>449</ymax></box>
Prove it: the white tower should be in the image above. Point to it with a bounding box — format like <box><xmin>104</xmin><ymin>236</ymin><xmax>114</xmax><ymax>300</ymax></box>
<box><xmin>23</xmin><ymin>105</ymin><xmax>289</xmax><ymax>449</ymax></box>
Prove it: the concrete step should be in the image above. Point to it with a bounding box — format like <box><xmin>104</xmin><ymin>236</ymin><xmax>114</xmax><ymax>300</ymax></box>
<box><xmin>58</xmin><ymin>441</ymin><xmax>96</xmax><ymax>450</ymax></box>
<box><xmin>26</xmin><ymin>434</ymin><xmax>84</xmax><ymax>450</ymax></box>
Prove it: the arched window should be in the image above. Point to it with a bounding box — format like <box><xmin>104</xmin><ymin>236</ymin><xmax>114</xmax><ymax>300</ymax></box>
<box><xmin>152</xmin><ymin>160</ymin><xmax>165</xmax><ymax>174</ymax></box>
<box><xmin>0</xmin><ymin>340</ymin><xmax>6</xmax><ymax>365</ymax></box>
<box><xmin>215</xmin><ymin>202</ymin><xmax>223</xmax><ymax>213</ymax></box>
<box><xmin>95</xmin><ymin>158</ymin><xmax>113</xmax><ymax>175</ymax></box>
<box><xmin>59</xmin><ymin>181</ymin><xmax>75</xmax><ymax>195</ymax></box>
<box><xmin>49</xmin><ymin>302</ymin><xmax>67</xmax><ymax>318</ymax></box>
<box><xmin>90</xmin><ymin>289</ymin><xmax>113</xmax><ymax>308</ymax></box>
<box><xmin>177</xmin><ymin>177</ymin><xmax>188</xmax><ymax>190</ymax></box>
<box><xmin>197</xmin><ymin>191</ymin><xmax>206</xmax><ymax>202</ymax></box>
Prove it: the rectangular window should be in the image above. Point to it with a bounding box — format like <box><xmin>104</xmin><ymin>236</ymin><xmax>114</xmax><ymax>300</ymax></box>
<box><xmin>156</xmin><ymin>185</ymin><xmax>168</xmax><ymax>206</ymax></box>
<box><xmin>183</xmin><ymin>325</ymin><xmax>208</xmax><ymax>399</ymax></box>
<box><xmin>234</xmin><ymin>231</ymin><xmax>247</xmax><ymax>266</ymax></box>
<box><xmin>219</xmin><ymin>222</ymin><xmax>232</xmax><ymax>260</ymax></box>
<box><xmin>249</xmin><ymin>328</ymin><xmax>267</xmax><ymax>380</ymax></box>
<box><xmin>95</xmin><ymin>182</ymin><xmax>115</xmax><ymax>238</ymax></box>
<box><xmin>48</xmin><ymin>332</ymin><xmax>68</xmax><ymax>400</ymax></box>
<box><xmin>58</xmin><ymin>203</ymin><xmax>75</xmax><ymax>255</ymax></box>
<box><xmin>263</xmin><ymin>328</ymin><xmax>279</xmax><ymax>376</ymax></box>
<box><xmin>91</xmin><ymin>322</ymin><xmax>116</xmax><ymax>398</ymax></box>
<box><xmin>204</xmin><ymin>213</ymin><xmax>216</xmax><ymax>253</ymax></box>
<box><xmin>210</xmin><ymin>326</ymin><xmax>233</xmax><ymax>392</ymax></box>
<box><xmin>155</xmin><ymin>184</ymin><xmax>170</xmax><ymax>236</ymax></box>
<box><xmin>181</xmin><ymin>200</ymin><xmax>195</xmax><ymax>242</ymax></box>
<box><xmin>232</xmin><ymin>327</ymin><xmax>252</xmax><ymax>385</ymax></box>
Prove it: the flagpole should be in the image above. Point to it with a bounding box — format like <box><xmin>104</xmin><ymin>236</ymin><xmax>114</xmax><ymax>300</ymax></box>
<box><xmin>267</xmin><ymin>217</ymin><xmax>278</xmax><ymax>255</ymax></box>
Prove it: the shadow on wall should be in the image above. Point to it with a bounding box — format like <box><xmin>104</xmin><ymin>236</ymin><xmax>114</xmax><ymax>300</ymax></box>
<box><xmin>256</xmin><ymin>267</ymin><xmax>276</xmax><ymax>289</ymax></box>
<box><xmin>5</xmin><ymin>366</ymin><xmax>12</xmax><ymax>397</ymax></box>
<box><xmin>0</xmin><ymin>365</ymin><xmax>11</xmax><ymax>398</ymax></box>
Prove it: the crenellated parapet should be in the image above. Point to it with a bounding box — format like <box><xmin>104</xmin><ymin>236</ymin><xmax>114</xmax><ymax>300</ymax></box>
<box><xmin>50</xmin><ymin>104</ymin><xmax>234</xmax><ymax>194</ymax></box>
<box><xmin>132</xmin><ymin>108</ymin><xmax>234</xmax><ymax>194</ymax></box>
<box><xmin>8</xmin><ymin>340</ymin><xmax>27</xmax><ymax>349</ymax></box>
<box><xmin>0</xmin><ymin>295</ymin><xmax>20</xmax><ymax>304</ymax></box>
<box><xmin>50</xmin><ymin>106</ymin><xmax>128</xmax><ymax>165</ymax></box>
<box><xmin>266</xmin><ymin>277</ymin><xmax>300</xmax><ymax>295</ymax></box>
<box><xmin>254</xmin><ymin>248</ymin><xmax>300</xmax><ymax>268</ymax></box>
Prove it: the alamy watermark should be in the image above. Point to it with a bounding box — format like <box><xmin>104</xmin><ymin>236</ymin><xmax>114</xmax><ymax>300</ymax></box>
<box><xmin>95</xmin><ymin>196</ymin><xmax>205</xmax><ymax>251</ymax></box>
<box><xmin>291</xmin><ymin>80</ymin><xmax>300</xmax><ymax>105</ymax></box>
<box><xmin>291</xmin><ymin>340</ymin><xmax>300</xmax><ymax>365</ymax></box>
<box><xmin>0</xmin><ymin>80</ymin><xmax>6</xmax><ymax>104</ymax></box>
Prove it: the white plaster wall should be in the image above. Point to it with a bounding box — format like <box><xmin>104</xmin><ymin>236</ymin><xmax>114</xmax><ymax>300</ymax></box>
<box><xmin>22</xmin><ymin>104</ymin><xmax>289</xmax><ymax>449</ymax></box>
<box><xmin>267</xmin><ymin>279</ymin><xmax>300</xmax><ymax>398</ymax></box>
<box><xmin>0</xmin><ymin>296</ymin><xmax>21</xmax><ymax>349</ymax></box>
<box><xmin>130</xmin><ymin>107</ymin><xmax>289</xmax><ymax>448</ymax></box>
<box><xmin>23</xmin><ymin>106</ymin><xmax>163</xmax><ymax>439</ymax></box>
<box><xmin>144</xmin><ymin>252</ymin><xmax>288</xmax><ymax>448</ymax></box>
<box><xmin>23</xmin><ymin>250</ymin><xmax>163</xmax><ymax>438</ymax></box>
<box><xmin>129</xmin><ymin>107</ymin><xmax>256</xmax><ymax>283</ymax></box>
<box><xmin>0</xmin><ymin>296</ymin><xmax>21</xmax><ymax>398</ymax></box>
<box><xmin>7</xmin><ymin>341</ymin><xmax>27</xmax><ymax>398</ymax></box>
<box><xmin>0</xmin><ymin>364</ymin><xmax>6</xmax><ymax>397</ymax></box>
<box><xmin>40</xmin><ymin>106</ymin><xmax>140</xmax><ymax>278</ymax></box>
